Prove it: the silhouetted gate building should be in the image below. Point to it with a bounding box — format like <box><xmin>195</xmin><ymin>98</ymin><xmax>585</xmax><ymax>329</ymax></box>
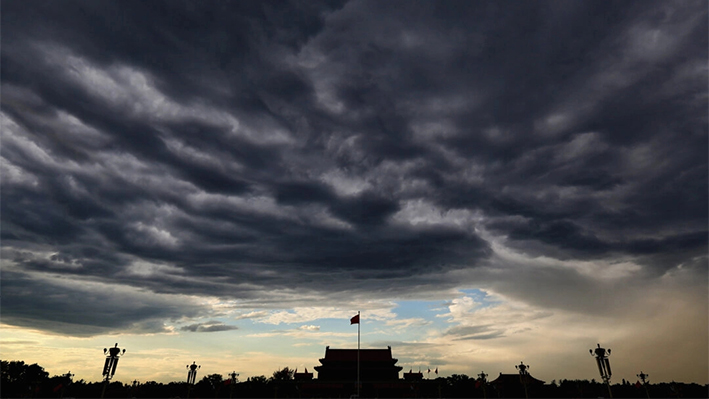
<box><xmin>314</xmin><ymin>346</ymin><xmax>403</xmax><ymax>381</ymax></box>
<box><xmin>298</xmin><ymin>346</ymin><xmax>434</xmax><ymax>397</ymax></box>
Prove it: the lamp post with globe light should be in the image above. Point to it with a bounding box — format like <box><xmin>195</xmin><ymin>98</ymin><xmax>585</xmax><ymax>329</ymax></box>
<box><xmin>186</xmin><ymin>362</ymin><xmax>200</xmax><ymax>398</ymax></box>
<box><xmin>100</xmin><ymin>343</ymin><xmax>126</xmax><ymax>399</ymax></box>
<box><xmin>590</xmin><ymin>343</ymin><xmax>612</xmax><ymax>398</ymax></box>
<box><xmin>515</xmin><ymin>362</ymin><xmax>530</xmax><ymax>399</ymax></box>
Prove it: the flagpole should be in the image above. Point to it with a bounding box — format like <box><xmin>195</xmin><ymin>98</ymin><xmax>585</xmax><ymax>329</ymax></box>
<box><xmin>357</xmin><ymin>310</ymin><xmax>360</xmax><ymax>398</ymax></box>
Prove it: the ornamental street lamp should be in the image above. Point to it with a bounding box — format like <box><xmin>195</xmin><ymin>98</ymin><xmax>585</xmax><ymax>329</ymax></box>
<box><xmin>101</xmin><ymin>343</ymin><xmax>126</xmax><ymax>398</ymax></box>
<box><xmin>515</xmin><ymin>361</ymin><xmax>530</xmax><ymax>399</ymax></box>
<box><xmin>637</xmin><ymin>371</ymin><xmax>650</xmax><ymax>398</ymax></box>
<box><xmin>186</xmin><ymin>362</ymin><xmax>201</xmax><ymax>398</ymax></box>
<box><xmin>187</xmin><ymin>362</ymin><xmax>201</xmax><ymax>384</ymax></box>
<box><xmin>589</xmin><ymin>343</ymin><xmax>612</xmax><ymax>398</ymax></box>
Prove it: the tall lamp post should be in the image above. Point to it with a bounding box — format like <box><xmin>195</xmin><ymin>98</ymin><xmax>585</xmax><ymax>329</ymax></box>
<box><xmin>186</xmin><ymin>362</ymin><xmax>201</xmax><ymax>398</ymax></box>
<box><xmin>590</xmin><ymin>343</ymin><xmax>612</xmax><ymax>398</ymax></box>
<box><xmin>637</xmin><ymin>371</ymin><xmax>650</xmax><ymax>398</ymax></box>
<box><xmin>515</xmin><ymin>361</ymin><xmax>530</xmax><ymax>399</ymax></box>
<box><xmin>101</xmin><ymin>343</ymin><xmax>126</xmax><ymax>399</ymax></box>
<box><xmin>228</xmin><ymin>371</ymin><xmax>239</xmax><ymax>399</ymax></box>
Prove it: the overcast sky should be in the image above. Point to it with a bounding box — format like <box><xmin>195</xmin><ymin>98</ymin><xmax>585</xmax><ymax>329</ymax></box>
<box><xmin>1</xmin><ymin>0</ymin><xmax>707</xmax><ymax>385</ymax></box>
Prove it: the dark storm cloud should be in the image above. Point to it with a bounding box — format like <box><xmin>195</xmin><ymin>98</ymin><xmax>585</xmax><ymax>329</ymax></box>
<box><xmin>1</xmin><ymin>0</ymin><xmax>706</xmax><ymax>334</ymax></box>
<box><xmin>0</xmin><ymin>271</ymin><xmax>204</xmax><ymax>336</ymax></box>
<box><xmin>180</xmin><ymin>321</ymin><xmax>239</xmax><ymax>333</ymax></box>
<box><xmin>445</xmin><ymin>325</ymin><xmax>505</xmax><ymax>341</ymax></box>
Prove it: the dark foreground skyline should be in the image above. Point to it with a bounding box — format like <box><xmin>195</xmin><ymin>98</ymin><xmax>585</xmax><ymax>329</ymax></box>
<box><xmin>3</xmin><ymin>358</ymin><xmax>708</xmax><ymax>399</ymax></box>
<box><xmin>1</xmin><ymin>0</ymin><xmax>707</xmax><ymax>384</ymax></box>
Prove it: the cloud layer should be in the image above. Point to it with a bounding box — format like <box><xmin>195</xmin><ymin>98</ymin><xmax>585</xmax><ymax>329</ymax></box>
<box><xmin>1</xmin><ymin>0</ymin><xmax>706</xmax><ymax>359</ymax></box>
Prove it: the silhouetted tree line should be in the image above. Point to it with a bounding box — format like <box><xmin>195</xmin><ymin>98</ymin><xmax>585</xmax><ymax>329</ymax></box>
<box><xmin>2</xmin><ymin>360</ymin><xmax>707</xmax><ymax>398</ymax></box>
<box><xmin>434</xmin><ymin>375</ymin><xmax>707</xmax><ymax>398</ymax></box>
<box><xmin>0</xmin><ymin>361</ymin><xmax>295</xmax><ymax>398</ymax></box>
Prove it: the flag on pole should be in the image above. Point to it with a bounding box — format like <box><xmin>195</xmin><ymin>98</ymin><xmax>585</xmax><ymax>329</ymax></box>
<box><xmin>354</xmin><ymin>311</ymin><xmax>360</xmax><ymax>398</ymax></box>
<box><xmin>475</xmin><ymin>380</ymin><xmax>482</xmax><ymax>389</ymax></box>
<box><xmin>635</xmin><ymin>381</ymin><xmax>642</xmax><ymax>389</ymax></box>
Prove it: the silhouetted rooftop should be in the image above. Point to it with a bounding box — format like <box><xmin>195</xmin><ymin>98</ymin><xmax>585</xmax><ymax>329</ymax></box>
<box><xmin>314</xmin><ymin>346</ymin><xmax>403</xmax><ymax>381</ymax></box>
<box><xmin>319</xmin><ymin>346</ymin><xmax>398</xmax><ymax>363</ymax></box>
<box><xmin>490</xmin><ymin>373</ymin><xmax>545</xmax><ymax>386</ymax></box>
<box><xmin>403</xmin><ymin>371</ymin><xmax>424</xmax><ymax>381</ymax></box>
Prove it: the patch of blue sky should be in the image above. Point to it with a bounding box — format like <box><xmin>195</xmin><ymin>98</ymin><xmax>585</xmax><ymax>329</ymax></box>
<box><xmin>458</xmin><ymin>288</ymin><xmax>500</xmax><ymax>309</ymax></box>
<box><xmin>235</xmin><ymin>328</ymin><xmax>323</xmax><ymax>356</ymax></box>
<box><xmin>390</xmin><ymin>300</ymin><xmax>450</xmax><ymax>331</ymax></box>
<box><xmin>393</xmin><ymin>300</ymin><xmax>446</xmax><ymax>318</ymax></box>
<box><xmin>218</xmin><ymin>299</ymin><xmax>475</xmax><ymax>351</ymax></box>
<box><xmin>226</xmin><ymin>316</ymin><xmax>271</xmax><ymax>333</ymax></box>
<box><xmin>308</xmin><ymin>317</ymin><xmax>359</xmax><ymax>331</ymax></box>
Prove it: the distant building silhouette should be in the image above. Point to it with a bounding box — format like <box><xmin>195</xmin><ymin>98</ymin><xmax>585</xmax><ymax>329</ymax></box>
<box><xmin>314</xmin><ymin>345</ymin><xmax>403</xmax><ymax>381</ymax></box>
<box><xmin>403</xmin><ymin>370</ymin><xmax>424</xmax><ymax>381</ymax></box>
<box><xmin>299</xmin><ymin>346</ymin><xmax>425</xmax><ymax>397</ymax></box>
<box><xmin>293</xmin><ymin>368</ymin><xmax>313</xmax><ymax>381</ymax></box>
<box><xmin>490</xmin><ymin>372</ymin><xmax>545</xmax><ymax>398</ymax></box>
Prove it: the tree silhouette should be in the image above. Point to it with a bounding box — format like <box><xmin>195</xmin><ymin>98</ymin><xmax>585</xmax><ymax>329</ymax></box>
<box><xmin>193</xmin><ymin>373</ymin><xmax>224</xmax><ymax>397</ymax></box>
<box><xmin>248</xmin><ymin>375</ymin><xmax>268</xmax><ymax>384</ymax></box>
<box><xmin>270</xmin><ymin>366</ymin><xmax>295</xmax><ymax>381</ymax></box>
<box><xmin>1</xmin><ymin>360</ymin><xmax>49</xmax><ymax>397</ymax></box>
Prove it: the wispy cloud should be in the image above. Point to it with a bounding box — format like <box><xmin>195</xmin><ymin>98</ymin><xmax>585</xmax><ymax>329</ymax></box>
<box><xmin>179</xmin><ymin>321</ymin><xmax>239</xmax><ymax>333</ymax></box>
